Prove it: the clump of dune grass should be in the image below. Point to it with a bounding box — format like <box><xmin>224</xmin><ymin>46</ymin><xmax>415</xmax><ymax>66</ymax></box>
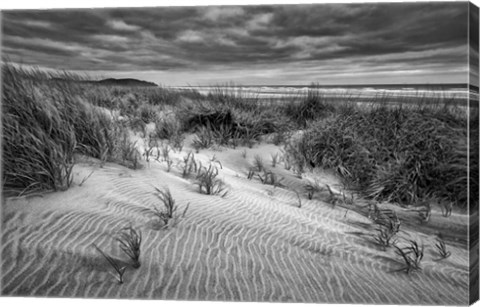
<box><xmin>2</xmin><ymin>64</ymin><xmax>77</xmax><ymax>194</ymax></box>
<box><xmin>257</xmin><ymin>170</ymin><xmax>284</xmax><ymax>187</ymax></box>
<box><xmin>283</xmin><ymin>87</ymin><xmax>336</xmax><ymax>127</ymax></box>
<box><xmin>117</xmin><ymin>226</ymin><xmax>142</xmax><ymax>269</ymax></box>
<box><xmin>192</xmin><ymin>126</ymin><xmax>216</xmax><ymax>151</ymax></box>
<box><xmin>151</xmin><ymin>186</ymin><xmax>189</xmax><ymax>228</ymax></box>
<box><xmin>182</xmin><ymin>89</ymin><xmax>290</xmax><ymax>149</ymax></box>
<box><xmin>296</xmin><ymin>101</ymin><xmax>471</xmax><ymax>208</ymax></box>
<box><xmin>154</xmin><ymin>115</ymin><xmax>185</xmax><ymax>151</ymax></box>
<box><xmin>393</xmin><ymin>240</ymin><xmax>424</xmax><ymax>274</ymax></box>
<box><xmin>373</xmin><ymin>223</ymin><xmax>399</xmax><ymax>249</ymax></box>
<box><xmin>93</xmin><ymin>244</ymin><xmax>127</xmax><ymax>284</ymax></box>
<box><xmin>138</xmin><ymin>103</ymin><xmax>158</xmax><ymax>123</ymax></box>
<box><xmin>195</xmin><ymin>164</ymin><xmax>227</xmax><ymax>196</ymax></box>
<box><xmin>152</xmin><ymin>187</ymin><xmax>176</xmax><ymax>225</ymax></box>
<box><xmin>2</xmin><ymin>64</ymin><xmax>148</xmax><ymax>195</ymax></box>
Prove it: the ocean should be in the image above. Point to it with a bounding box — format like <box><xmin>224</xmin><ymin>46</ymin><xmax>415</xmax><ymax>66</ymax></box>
<box><xmin>172</xmin><ymin>83</ymin><xmax>479</xmax><ymax>106</ymax></box>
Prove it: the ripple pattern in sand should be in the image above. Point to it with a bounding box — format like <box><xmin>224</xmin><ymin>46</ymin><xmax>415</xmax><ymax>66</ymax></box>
<box><xmin>1</xmin><ymin>163</ymin><xmax>469</xmax><ymax>304</ymax></box>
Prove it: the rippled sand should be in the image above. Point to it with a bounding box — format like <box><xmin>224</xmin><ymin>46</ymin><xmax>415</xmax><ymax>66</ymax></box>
<box><xmin>1</xmin><ymin>139</ymin><xmax>470</xmax><ymax>304</ymax></box>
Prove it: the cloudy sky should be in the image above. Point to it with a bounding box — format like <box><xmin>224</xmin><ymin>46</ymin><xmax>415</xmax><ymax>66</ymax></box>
<box><xmin>1</xmin><ymin>2</ymin><xmax>473</xmax><ymax>86</ymax></box>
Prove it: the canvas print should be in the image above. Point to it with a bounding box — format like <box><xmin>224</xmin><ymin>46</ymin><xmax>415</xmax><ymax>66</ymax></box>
<box><xmin>1</xmin><ymin>1</ymin><xmax>479</xmax><ymax>305</ymax></box>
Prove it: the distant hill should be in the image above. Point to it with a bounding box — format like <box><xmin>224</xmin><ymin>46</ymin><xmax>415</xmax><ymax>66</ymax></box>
<box><xmin>97</xmin><ymin>78</ymin><xmax>158</xmax><ymax>87</ymax></box>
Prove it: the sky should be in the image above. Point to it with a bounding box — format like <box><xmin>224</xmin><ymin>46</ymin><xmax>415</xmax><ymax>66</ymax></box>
<box><xmin>0</xmin><ymin>1</ymin><xmax>475</xmax><ymax>86</ymax></box>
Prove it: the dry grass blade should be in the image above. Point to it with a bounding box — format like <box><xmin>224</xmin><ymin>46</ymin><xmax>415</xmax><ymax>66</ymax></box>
<box><xmin>79</xmin><ymin>170</ymin><xmax>95</xmax><ymax>187</ymax></box>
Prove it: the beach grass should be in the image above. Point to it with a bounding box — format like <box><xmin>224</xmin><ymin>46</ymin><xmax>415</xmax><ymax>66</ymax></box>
<box><xmin>2</xmin><ymin>63</ymin><xmax>476</xmax><ymax>210</ymax></box>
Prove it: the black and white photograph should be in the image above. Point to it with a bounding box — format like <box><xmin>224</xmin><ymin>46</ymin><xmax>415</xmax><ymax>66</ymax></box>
<box><xmin>1</xmin><ymin>0</ymin><xmax>479</xmax><ymax>306</ymax></box>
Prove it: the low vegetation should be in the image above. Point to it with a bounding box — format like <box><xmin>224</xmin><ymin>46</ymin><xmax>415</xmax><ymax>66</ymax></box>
<box><xmin>2</xmin><ymin>63</ymin><xmax>476</xmax><ymax>212</ymax></box>
<box><xmin>117</xmin><ymin>226</ymin><xmax>142</xmax><ymax>269</ymax></box>
<box><xmin>151</xmin><ymin>186</ymin><xmax>189</xmax><ymax>228</ymax></box>
<box><xmin>293</xmin><ymin>103</ymin><xmax>474</xmax><ymax>208</ymax></box>
<box><xmin>393</xmin><ymin>240</ymin><xmax>424</xmax><ymax>274</ymax></box>
<box><xmin>195</xmin><ymin>164</ymin><xmax>228</xmax><ymax>196</ymax></box>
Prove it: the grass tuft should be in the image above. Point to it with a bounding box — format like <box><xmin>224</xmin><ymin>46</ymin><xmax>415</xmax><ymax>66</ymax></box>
<box><xmin>195</xmin><ymin>164</ymin><xmax>228</xmax><ymax>196</ymax></box>
<box><xmin>393</xmin><ymin>240</ymin><xmax>424</xmax><ymax>274</ymax></box>
<box><xmin>116</xmin><ymin>226</ymin><xmax>142</xmax><ymax>269</ymax></box>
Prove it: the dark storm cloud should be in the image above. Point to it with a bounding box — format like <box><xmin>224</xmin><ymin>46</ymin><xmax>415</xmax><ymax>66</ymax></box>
<box><xmin>0</xmin><ymin>2</ymin><xmax>470</xmax><ymax>84</ymax></box>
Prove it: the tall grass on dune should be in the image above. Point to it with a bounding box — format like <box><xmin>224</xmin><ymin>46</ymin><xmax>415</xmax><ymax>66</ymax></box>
<box><xmin>2</xmin><ymin>65</ymin><xmax>78</xmax><ymax>194</ymax></box>
<box><xmin>294</xmin><ymin>101</ymin><xmax>473</xmax><ymax>208</ymax></box>
<box><xmin>1</xmin><ymin>64</ymin><xmax>140</xmax><ymax>195</ymax></box>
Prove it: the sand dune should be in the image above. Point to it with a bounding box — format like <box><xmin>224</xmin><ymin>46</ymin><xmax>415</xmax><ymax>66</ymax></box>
<box><xmin>1</xmin><ymin>140</ymin><xmax>470</xmax><ymax>304</ymax></box>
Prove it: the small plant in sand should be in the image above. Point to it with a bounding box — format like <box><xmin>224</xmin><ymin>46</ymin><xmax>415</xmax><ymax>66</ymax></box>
<box><xmin>152</xmin><ymin>187</ymin><xmax>176</xmax><ymax>225</ymax></box>
<box><xmin>93</xmin><ymin>244</ymin><xmax>126</xmax><ymax>284</ymax></box>
<box><xmin>373</xmin><ymin>224</ymin><xmax>398</xmax><ymax>249</ymax></box>
<box><xmin>210</xmin><ymin>154</ymin><xmax>223</xmax><ymax>169</ymax></box>
<box><xmin>376</xmin><ymin>211</ymin><xmax>401</xmax><ymax>233</ymax></box>
<box><xmin>257</xmin><ymin>170</ymin><xmax>284</xmax><ymax>187</ymax></box>
<box><xmin>180</xmin><ymin>152</ymin><xmax>199</xmax><ymax>178</ymax></box>
<box><xmin>440</xmin><ymin>201</ymin><xmax>453</xmax><ymax>217</ymax></box>
<box><xmin>393</xmin><ymin>240</ymin><xmax>424</xmax><ymax>274</ymax></box>
<box><xmin>117</xmin><ymin>226</ymin><xmax>142</xmax><ymax>269</ymax></box>
<box><xmin>434</xmin><ymin>237</ymin><xmax>451</xmax><ymax>260</ymax></box>
<box><xmin>196</xmin><ymin>164</ymin><xmax>228</xmax><ymax>196</ymax></box>
<box><xmin>372</xmin><ymin>211</ymin><xmax>401</xmax><ymax>249</ymax></box>
<box><xmin>151</xmin><ymin>186</ymin><xmax>190</xmax><ymax>228</ymax></box>
<box><xmin>253</xmin><ymin>154</ymin><xmax>265</xmax><ymax>172</ymax></box>
<box><xmin>247</xmin><ymin>167</ymin><xmax>256</xmax><ymax>180</ymax></box>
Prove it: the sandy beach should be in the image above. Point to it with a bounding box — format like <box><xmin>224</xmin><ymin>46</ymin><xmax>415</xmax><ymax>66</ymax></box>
<box><xmin>1</xmin><ymin>133</ymin><xmax>470</xmax><ymax>304</ymax></box>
